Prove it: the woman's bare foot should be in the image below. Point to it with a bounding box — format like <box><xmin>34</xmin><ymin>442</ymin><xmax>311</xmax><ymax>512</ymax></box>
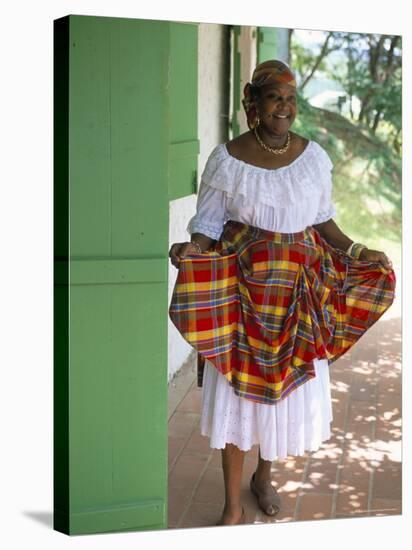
<box><xmin>216</xmin><ymin>505</ymin><xmax>245</xmax><ymax>525</ymax></box>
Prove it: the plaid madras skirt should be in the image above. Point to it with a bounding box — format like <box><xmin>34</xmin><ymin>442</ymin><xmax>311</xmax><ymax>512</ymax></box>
<box><xmin>169</xmin><ymin>220</ymin><xmax>396</xmax><ymax>405</ymax></box>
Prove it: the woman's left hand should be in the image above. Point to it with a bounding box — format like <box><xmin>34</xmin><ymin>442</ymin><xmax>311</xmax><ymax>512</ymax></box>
<box><xmin>359</xmin><ymin>248</ymin><xmax>393</xmax><ymax>269</ymax></box>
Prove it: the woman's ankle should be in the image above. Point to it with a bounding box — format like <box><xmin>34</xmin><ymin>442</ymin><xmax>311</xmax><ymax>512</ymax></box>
<box><xmin>254</xmin><ymin>468</ymin><xmax>273</xmax><ymax>485</ymax></box>
<box><xmin>223</xmin><ymin>502</ymin><xmax>243</xmax><ymax>516</ymax></box>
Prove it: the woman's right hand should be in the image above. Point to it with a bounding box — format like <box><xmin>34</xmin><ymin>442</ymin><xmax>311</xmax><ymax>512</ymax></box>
<box><xmin>169</xmin><ymin>242</ymin><xmax>201</xmax><ymax>268</ymax></box>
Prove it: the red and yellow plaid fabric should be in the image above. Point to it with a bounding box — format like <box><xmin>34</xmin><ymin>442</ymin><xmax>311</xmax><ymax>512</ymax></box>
<box><xmin>169</xmin><ymin>220</ymin><xmax>396</xmax><ymax>405</ymax></box>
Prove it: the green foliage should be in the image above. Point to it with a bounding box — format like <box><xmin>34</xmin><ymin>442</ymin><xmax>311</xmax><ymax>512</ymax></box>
<box><xmin>291</xmin><ymin>31</ymin><xmax>401</xmax><ymax>250</ymax></box>
<box><xmin>291</xmin><ymin>42</ymin><xmax>329</xmax><ymax>84</ymax></box>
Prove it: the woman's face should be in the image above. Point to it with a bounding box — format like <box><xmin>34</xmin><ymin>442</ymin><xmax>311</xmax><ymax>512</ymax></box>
<box><xmin>254</xmin><ymin>83</ymin><xmax>297</xmax><ymax>136</ymax></box>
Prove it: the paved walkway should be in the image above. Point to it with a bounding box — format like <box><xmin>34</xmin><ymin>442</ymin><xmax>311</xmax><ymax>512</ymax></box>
<box><xmin>168</xmin><ymin>287</ymin><xmax>401</xmax><ymax>529</ymax></box>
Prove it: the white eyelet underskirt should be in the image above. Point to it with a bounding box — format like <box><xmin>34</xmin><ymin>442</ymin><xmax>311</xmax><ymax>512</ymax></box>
<box><xmin>200</xmin><ymin>358</ymin><xmax>334</xmax><ymax>461</ymax></box>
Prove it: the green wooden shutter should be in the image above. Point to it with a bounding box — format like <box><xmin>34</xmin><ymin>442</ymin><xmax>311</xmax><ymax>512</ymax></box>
<box><xmin>230</xmin><ymin>25</ymin><xmax>241</xmax><ymax>138</ymax></box>
<box><xmin>54</xmin><ymin>15</ymin><xmax>198</xmax><ymax>536</ymax></box>
<box><xmin>257</xmin><ymin>27</ymin><xmax>278</xmax><ymax>63</ymax></box>
<box><xmin>168</xmin><ymin>23</ymin><xmax>199</xmax><ymax>199</ymax></box>
<box><xmin>258</xmin><ymin>27</ymin><xmax>290</xmax><ymax>64</ymax></box>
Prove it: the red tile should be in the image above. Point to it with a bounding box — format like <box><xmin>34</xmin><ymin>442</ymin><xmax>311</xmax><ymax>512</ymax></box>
<box><xmin>374</xmin><ymin>414</ymin><xmax>402</xmax><ymax>455</ymax></box>
<box><xmin>351</xmin><ymin>372</ymin><xmax>378</xmax><ymax>402</ymax></box>
<box><xmin>168</xmin><ymin>410</ymin><xmax>200</xmax><ymax>438</ymax></box>
<box><xmin>193</xmin><ymin>467</ymin><xmax>225</xmax><ymax>504</ymax></box>
<box><xmin>168</xmin><ymin>486</ymin><xmax>192</xmax><ymax>528</ymax></box>
<box><xmin>304</xmin><ymin>457</ymin><xmax>340</xmax><ymax>493</ymax></box>
<box><xmin>168</xmin><ymin>436</ymin><xmax>186</xmax><ymax>469</ymax></box>
<box><xmin>176</xmin><ymin>386</ymin><xmax>203</xmax><ymax>413</ymax></box>
<box><xmin>335</xmin><ymin>455</ymin><xmax>371</xmax><ymax>515</ymax></box>
<box><xmin>349</xmin><ymin>337</ymin><xmax>379</xmax><ymax>364</ymax></box>
<box><xmin>335</xmin><ymin>489</ymin><xmax>369</xmax><ymax>516</ymax></box>
<box><xmin>296</xmin><ymin>492</ymin><xmax>333</xmax><ymax>520</ymax></box>
<box><xmin>209</xmin><ymin>448</ymin><xmax>224</xmax><ymax>468</ymax></box>
<box><xmin>369</xmin><ymin>497</ymin><xmax>402</xmax><ymax>516</ymax></box>
<box><xmin>184</xmin><ymin>429</ymin><xmax>214</xmax><ymax>456</ymax></box>
<box><xmin>169</xmin><ymin>452</ymin><xmax>209</xmax><ymax>490</ymax></box>
<box><xmin>330</xmin><ymin>366</ymin><xmax>354</xmax><ymax>387</ymax></box>
<box><xmin>334</xmin><ymin>511</ymin><xmax>372</xmax><ymax>519</ymax></box>
<box><xmin>346</xmin><ymin>400</ymin><xmax>376</xmax><ymax>437</ymax></box>
<box><xmin>307</xmin><ymin>438</ymin><xmax>338</xmax><ymax>457</ymax></box>
<box><xmin>330</xmin><ymin>401</ymin><xmax>349</xmax><ymax>434</ymax></box>
<box><xmin>377</xmin><ymin>372</ymin><xmax>401</xmax><ymax>396</ymax></box>
<box><xmin>372</xmin><ymin>464</ymin><xmax>402</xmax><ymax>500</ymax></box>
<box><xmin>177</xmin><ymin>501</ymin><xmax>222</xmax><ymax>529</ymax></box>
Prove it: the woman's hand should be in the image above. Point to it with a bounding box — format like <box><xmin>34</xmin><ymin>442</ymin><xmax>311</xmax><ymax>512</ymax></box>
<box><xmin>169</xmin><ymin>242</ymin><xmax>201</xmax><ymax>269</ymax></box>
<box><xmin>359</xmin><ymin>248</ymin><xmax>393</xmax><ymax>269</ymax></box>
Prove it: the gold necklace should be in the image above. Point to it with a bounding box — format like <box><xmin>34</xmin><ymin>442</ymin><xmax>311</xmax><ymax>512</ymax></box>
<box><xmin>254</xmin><ymin>127</ymin><xmax>291</xmax><ymax>155</ymax></box>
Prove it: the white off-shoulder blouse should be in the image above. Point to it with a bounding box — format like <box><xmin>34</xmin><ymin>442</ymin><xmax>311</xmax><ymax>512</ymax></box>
<box><xmin>186</xmin><ymin>139</ymin><xmax>336</xmax><ymax>239</ymax></box>
<box><xmin>185</xmin><ymin>139</ymin><xmax>337</xmax><ymax>461</ymax></box>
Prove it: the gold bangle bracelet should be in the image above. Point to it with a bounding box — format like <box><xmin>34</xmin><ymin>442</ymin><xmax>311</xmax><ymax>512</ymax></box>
<box><xmin>190</xmin><ymin>241</ymin><xmax>202</xmax><ymax>254</ymax></box>
<box><xmin>349</xmin><ymin>243</ymin><xmax>367</xmax><ymax>259</ymax></box>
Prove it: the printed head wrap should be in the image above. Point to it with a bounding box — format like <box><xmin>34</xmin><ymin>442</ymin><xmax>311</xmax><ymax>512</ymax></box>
<box><xmin>241</xmin><ymin>59</ymin><xmax>297</xmax><ymax>130</ymax></box>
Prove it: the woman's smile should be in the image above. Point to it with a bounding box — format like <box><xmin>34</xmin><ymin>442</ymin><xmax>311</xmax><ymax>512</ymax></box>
<box><xmin>269</xmin><ymin>113</ymin><xmax>292</xmax><ymax>127</ymax></box>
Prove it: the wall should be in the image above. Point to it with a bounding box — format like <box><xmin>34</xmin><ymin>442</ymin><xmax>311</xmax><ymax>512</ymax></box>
<box><xmin>168</xmin><ymin>23</ymin><xmax>230</xmax><ymax>382</ymax></box>
<box><xmin>236</xmin><ymin>26</ymin><xmax>258</xmax><ymax>135</ymax></box>
<box><xmin>275</xmin><ymin>28</ymin><xmax>290</xmax><ymax>63</ymax></box>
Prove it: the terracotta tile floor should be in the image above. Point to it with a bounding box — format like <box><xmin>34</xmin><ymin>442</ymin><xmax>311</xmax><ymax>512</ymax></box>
<box><xmin>168</xmin><ymin>291</ymin><xmax>402</xmax><ymax>529</ymax></box>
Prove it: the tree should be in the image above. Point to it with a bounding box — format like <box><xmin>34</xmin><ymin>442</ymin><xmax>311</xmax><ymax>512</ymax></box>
<box><xmin>290</xmin><ymin>30</ymin><xmax>402</xmax><ymax>245</ymax></box>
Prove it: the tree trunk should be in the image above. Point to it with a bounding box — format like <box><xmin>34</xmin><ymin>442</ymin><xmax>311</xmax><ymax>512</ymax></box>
<box><xmin>358</xmin><ymin>35</ymin><xmax>384</xmax><ymax>123</ymax></box>
<box><xmin>287</xmin><ymin>29</ymin><xmax>293</xmax><ymax>65</ymax></box>
<box><xmin>371</xmin><ymin>109</ymin><xmax>382</xmax><ymax>134</ymax></box>
<box><xmin>300</xmin><ymin>31</ymin><xmax>334</xmax><ymax>91</ymax></box>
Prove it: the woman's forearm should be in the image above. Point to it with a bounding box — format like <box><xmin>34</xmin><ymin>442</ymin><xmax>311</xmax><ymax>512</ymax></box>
<box><xmin>190</xmin><ymin>232</ymin><xmax>216</xmax><ymax>252</ymax></box>
<box><xmin>312</xmin><ymin>219</ymin><xmax>354</xmax><ymax>252</ymax></box>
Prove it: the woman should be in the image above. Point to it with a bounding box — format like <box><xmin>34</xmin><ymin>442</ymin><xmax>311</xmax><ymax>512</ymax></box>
<box><xmin>168</xmin><ymin>60</ymin><xmax>395</xmax><ymax>527</ymax></box>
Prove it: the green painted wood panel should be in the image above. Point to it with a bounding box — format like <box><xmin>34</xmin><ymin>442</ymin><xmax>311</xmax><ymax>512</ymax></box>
<box><xmin>168</xmin><ymin>22</ymin><xmax>199</xmax><ymax>199</ymax></box>
<box><xmin>53</xmin><ymin>14</ymin><xmax>197</xmax><ymax>535</ymax></box>
<box><xmin>258</xmin><ymin>27</ymin><xmax>279</xmax><ymax>63</ymax></box>
<box><xmin>54</xmin><ymin>15</ymin><xmax>70</xmax><ymax>535</ymax></box>
<box><xmin>231</xmin><ymin>25</ymin><xmax>241</xmax><ymax>138</ymax></box>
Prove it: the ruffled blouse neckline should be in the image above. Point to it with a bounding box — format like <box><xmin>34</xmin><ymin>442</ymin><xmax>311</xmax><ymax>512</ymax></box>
<box><xmin>201</xmin><ymin>139</ymin><xmax>333</xmax><ymax>209</ymax></box>
<box><xmin>222</xmin><ymin>140</ymin><xmax>314</xmax><ymax>174</ymax></box>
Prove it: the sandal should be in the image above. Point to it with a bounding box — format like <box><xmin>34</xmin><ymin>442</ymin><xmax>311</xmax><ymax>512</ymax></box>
<box><xmin>215</xmin><ymin>506</ymin><xmax>246</xmax><ymax>526</ymax></box>
<box><xmin>250</xmin><ymin>471</ymin><xmax>281</xmax><ymax>516</ymax></box>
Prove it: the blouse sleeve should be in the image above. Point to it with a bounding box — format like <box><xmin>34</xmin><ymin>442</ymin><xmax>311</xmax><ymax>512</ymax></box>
<box><xmin>186</xmin><ymin>178</ymin><xmax>228</xmax><ymax>240</ymax></box>
<box><xmin>313</xmin><ymin>148</ymin><xmax>337</xmax><ymax>224</ymax></box>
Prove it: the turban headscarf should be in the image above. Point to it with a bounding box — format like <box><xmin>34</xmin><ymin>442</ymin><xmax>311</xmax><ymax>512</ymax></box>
<box><xmin>242</xmin><ymin>59</ymin><xmax>297</xmax><ymax>130</ymax></box>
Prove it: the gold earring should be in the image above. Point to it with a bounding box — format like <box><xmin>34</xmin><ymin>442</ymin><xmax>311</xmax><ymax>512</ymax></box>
<box><xmin>252</xmin><ymin>113</ymin><xmax>260</xmax><ymax>129</ymax></box>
